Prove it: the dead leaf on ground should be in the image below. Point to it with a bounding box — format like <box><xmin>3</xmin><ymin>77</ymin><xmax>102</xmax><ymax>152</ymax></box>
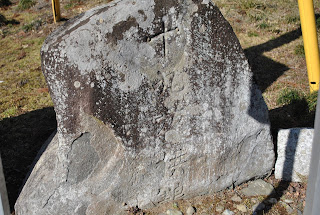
<box><xmin>17</xmin><ymin>51</ymin><xmax>26</xmax><ymax>60</ymax></box>
<box><xmin>36</xmin><ymin>88</ymin><xmax>49</xmax><ymax>93</ymax></box>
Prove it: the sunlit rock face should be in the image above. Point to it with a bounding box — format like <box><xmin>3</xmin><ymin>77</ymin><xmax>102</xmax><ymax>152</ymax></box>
<box><xmin>15</xmin><ymin>0</ymin><xmax>274</xmax><ymax>214</ymax></box>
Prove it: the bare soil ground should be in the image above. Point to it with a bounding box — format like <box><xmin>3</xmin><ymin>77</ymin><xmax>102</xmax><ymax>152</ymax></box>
<box><xmin>0</xmin><ymin>0</ymin><xmax>319</xmax><ymax>214</ymax></box>
<box><xmin>143</xmin><ymin>175</ymin><xmax>307</xmax><ymax>215</ymax></box>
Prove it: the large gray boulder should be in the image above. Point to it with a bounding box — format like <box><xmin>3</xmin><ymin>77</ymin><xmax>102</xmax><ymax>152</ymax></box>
<box><xmin>15</xmin><ymin>0</ymin><xmax>274</xmax><ymax>214</ymax></box>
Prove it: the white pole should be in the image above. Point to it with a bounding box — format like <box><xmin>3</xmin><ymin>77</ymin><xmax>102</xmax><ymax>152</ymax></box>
<box><xmin>0</xmin><ymin>194</ymin><xmax>5</xmax><ymax>215</ymax></box>
<box><xmin>0</xmin><ymin>156</ymin><xmax>10</xmax><ymax>215</ymax></box>
<box><xmin>304</xmin><ymin>89</ymin><xmax>320</xmax><ymax>215</ymax></box>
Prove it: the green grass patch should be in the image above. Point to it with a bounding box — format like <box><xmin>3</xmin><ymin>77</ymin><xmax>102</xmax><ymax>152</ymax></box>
<box><xmin>277</xmin><ymin>88</ymin><xmax>303</xmax><ymax>106</ymax></box>
<box><xmin>247</xmin><ymin>31</ymin><xmax>259</xmax><ymax>37</ymax></box>
<box><xmin>294</xmin><ymin>44</ymin><xmax>305</xmax><ymax>56</ymax></box>
<box><xmin>248</xmin><ymin>12</ymin><xmax>265</xmax><ymax>21</ymax></box>
<box><xmin>286</xmin><ymin>15</ymin><xmax>299</xmax><ymax>24</ymax></box>
<box><xmin>0</xmin><ymin>106</ymin><xmax>18</xmax><ymax>118</ymax></box>
<box><xmin>0</xmin><ymin>35</ymin><xmax>51</xmax><ymax>120</ymax></box>
<box><xmin>21</xmin><ymin>19</ymin><xmax>42</xmax><ymax>32</ymax></box>
<box><xmin>64</xmin><ymin>0</ymin><xmax>87</xmax><ymax>10</ymax></box>
<box><xmin>64</xmin><ymin>3</ymin><xmax>74</xmax><ymax>10</ymax></box>
<box><xmin>239</xmin><ymin>0</ymin><xmax>266</xmax><ymax>10</ymax></box>
<box><xmin>18</xmin><ymin>0</ymin><xmax>36</xmax><ymax>10</ymax></box>
<box><xmin>241</xmin><ymin>0</ymin><xmax>257</xmax><ymax>10</ymax></box>
<box><xmin>21</xmin><ymin>22</ymin><xmax>33</xmax><ymax>32</ymax></box>
<box><xmin>306</xmin><ymin>91</ymin><xmax>318</xmax><ymax>112</ymax></box>
<box><xmin>257</xmin><ymin>22</ymin><xmax>270</xmax><ymax>29</ymax></box>
<box><xmin>277</xmin><ymin>88</ymin><xmax>318</xmax><ymax>112</ymax></box>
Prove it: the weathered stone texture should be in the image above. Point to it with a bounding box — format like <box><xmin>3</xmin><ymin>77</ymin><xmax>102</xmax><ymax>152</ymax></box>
<box><xmin>240</xmin><ymin>179</ymin><xmax>274</xmax><ymax>196</ymax></box>
<box><xmin>15</xmin><ymin>0</ymin><xmax>274</xmax><ymax>214</ymax></box>
<box><xmin>275</xmin><ymin>128</ymin><xmax>313</xmax><ymax>182</ymax></box>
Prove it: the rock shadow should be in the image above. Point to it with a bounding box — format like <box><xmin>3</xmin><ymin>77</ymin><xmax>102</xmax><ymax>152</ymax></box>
<box><xmin>253</xmin><ymin>129</ymin><xmax>299</xmax><ymax>214</ymax></box>
<box><xmin>0</xmin><ymin>107</ymin><xmax>57</xmax><ymax>211</ymax></box>
<box><xmin>269</xmin><ymin>98</ymin><xmax>315</xmax><ymax>159</ymax></box>
<box><xmin>246</xmin><ymin>16</ymin><xmax>319</xmax><ymax>214</ymax></box>
<box><xmin>246</xmin><ymin>27</ymin><xmax>305</xmax><ymax>125</ymax></box>
<box><xmin>245</xmin><ymin>27</ymin><xmax>302</xmax><ymax>93</ymax></box>
<box><xmin>251</xmin><ymin>100</ymin><xmax>315</xmax><ymax>214</ymax></box>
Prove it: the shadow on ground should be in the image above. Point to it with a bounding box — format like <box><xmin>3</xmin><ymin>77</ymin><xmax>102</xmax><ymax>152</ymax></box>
<box><xmin>245</xmin><ymin>27</ymin><xmax>302</xmax><ymax>92</ymax></box>
<box><xmin>0</xmin><ymin>107</ymin><xmax>56</xmax><ymax>210</ymax></box>
<box><xmin>245</xmin><ymin>25</ymin><xmax>315</xmax><ymax>135</ymax></box>
<box><xmin>244</xmin><ymin>22</ymin><xmax>316</xmax><ymax>213</ymax></box>
<box><xmin>253</xmin><ymin>100</ymin><xmax>315</xmax><ymax>214</ymax></box>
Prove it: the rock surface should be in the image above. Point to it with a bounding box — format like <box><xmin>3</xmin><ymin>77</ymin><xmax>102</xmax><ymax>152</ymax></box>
<box><xmin>275</xmin><ymin>128</ymin><xmax>313</xmax><ymax>182</ymax></box>
<box><xmin>241</xmin><ymin>179</ymin><xmax>274</xmax><ymax>196</ymax></box>
<box><xmin>280</xmin><ymin>201</ymin><xmax>294</xmax><ymax>214</ymax></box>
<box><xmin>215</xmin><ymin>205</ymin><xmax>225</xmax><ymax>213</ymax></box>
<box><xmin>235</xmin><ymin>204</ymin><xmax>247</xmax><ymax>213</ymax></box>
<box><xmin>15</xmin><ymin>0</ymin><xmax>274</xmax><ymax>214</ymax></box>
<box><xmin>166</xmin><ymin>209</ymin><xmax>183</xmax><ymax>215</ymax></box>
<box><xmin>186</xmin><ymin>206</ymin><xmax>196</xmax><ymax>215</ymax></box>
<box><xmin>231</xmin><ymin>194</ymin><xmax>242</xmax><ymax>202</ymax></box>
<box><xmin>222</xmin><ymin>209</ymin><xmax>234</xmax><ymax>215</ymax></box>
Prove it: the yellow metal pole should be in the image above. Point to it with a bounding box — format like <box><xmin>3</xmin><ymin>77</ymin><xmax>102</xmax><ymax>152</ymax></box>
<box><xmin>51</xmin><ymin>0</ymin><xmax>61</xmax><ymax>23</ymax></box>
<box><xmin>298</xmin><ymin>0</ymin><xmax>320</xmax><ymax>92</ymax></box>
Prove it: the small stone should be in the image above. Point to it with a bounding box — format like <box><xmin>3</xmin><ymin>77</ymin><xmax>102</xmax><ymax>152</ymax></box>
<box><xmin>222</xmin><ymin>209</ymin><xmax>234</xmax><ymax>215</ymax></box>
<box><xmin>241</xmin><ymin>179</ymin><xmax>274</xmax><ymax>196</ymax></box>
<box><xmin>236</xmin><ymin>204</ymin><xmax>247</xmax><ymax>213</ymax></box>
<box><xmin>284</xmin><ymin>199</ymin><xmax>294</xmax><ymax>204</ymax></box>
<box><xmin>251</xmin><ymin>198</ymin><xmax>258</xmax><ymax>204</ymax></box>
<box><xmin>265</xmin><ymin>198</ymin><xmax>277</xmax><ymax>204</ymax></box>
<box><xmin>166</xmin><ymin>209</ymin><xmax>183</xmax><ymax>215</ymax></box>
<box><xmin>186</xmin><ymin>206</ymin><xmax>196</xmax><ymax>215</ymax></box>
<box><xmin>231</xmin><ymin>194</ymin><xmax>242</xmax><ymax>202</ymax></box>
<box><xmin>252</xmin><ymin>202</ymin><xmax>265</xmax><ymax>212</ymax></box>
<box><xmin>215</xmin><ymin>205</ymin><xmax>224</xmax><ymax>213</ymax></box>
<box><xmin>73</xmin><ymin>81</ymin><xmax>81</xmax><ymax>88</ymax></box>
<box><xmin>280</xmin><ymin>201</ymin><xmax>294</xmax><ymax>213</ymax></box>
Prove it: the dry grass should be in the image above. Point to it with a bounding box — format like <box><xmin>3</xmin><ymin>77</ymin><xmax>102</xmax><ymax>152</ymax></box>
<box><xmin>216</xmin><ymin>0</ymin><xmax>320</xmax><ymax>110</ymax></box>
